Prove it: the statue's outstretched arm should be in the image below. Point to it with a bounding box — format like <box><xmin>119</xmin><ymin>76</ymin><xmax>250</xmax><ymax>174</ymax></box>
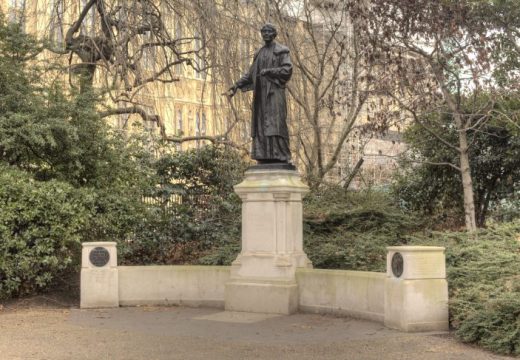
<box><xmin>228</xmin><ymin>67</ymin><xmax>254</xmax><ymax>97</ymax></box>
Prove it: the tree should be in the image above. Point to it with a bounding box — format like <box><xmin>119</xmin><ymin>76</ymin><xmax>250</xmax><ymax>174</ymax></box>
<box><xmin>32</xmin><ymin>0</ymin><xmax>262</xmax><ymax>152</ymax></box>
<box><xmin>0</xmin><ymin>12</ymin><xmax>155</xmax><ymax>241</ymax></box>
<box><xmin>394</xmin><ymin>96</ymin><xmax>520</xmax><ymax>228</ymax></box>
<box><xmin>367</xmin><ymin>0</ymin><xmax>520</xmax><ymax>231</ymax></box>
<box><xmin>0</xmin><ymin>11</ymin><xmax>238</xmax><ymax>295</ymax></box>
<box><xmin>35</xmin><ymin>0</ymin><xmax>395</xmax><ymax>176</ymax></box>
<box><xmin>269</xmin><ymin>0</ymin><xmax>381</xmax><ymax>189</ymax></box>
<box><xmin>478</xmin><ymin>0</ymin><xmax>520</xmax><ymax>87</ymax></box>
<box><xmin>40</xmin><ymin>0</ymin><xmax>210</xmax><ymax>139</ymax></box>
<box><xmin>206</xmin><ymin>0</ymin><xmax>391</xmax><ymax>189</ymax></box>
<box><xmin>0</xmin><ymin>13</ymin><xmax>66</xmax><ymax>173</ymax></box>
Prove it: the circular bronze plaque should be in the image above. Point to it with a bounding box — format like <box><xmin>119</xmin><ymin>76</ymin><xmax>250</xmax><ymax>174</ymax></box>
<box><xmin>391</xmin><ymin>252</ymin><xmax>404</xmax><ymax>278</ymax></box>
<box><xmin>89</xmin><ymin>247</ymin><xmax>110</xmax><ymax>267</ymax></box>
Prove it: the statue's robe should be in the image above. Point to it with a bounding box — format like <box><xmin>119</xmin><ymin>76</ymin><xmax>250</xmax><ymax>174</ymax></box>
<box><xmin>235</xmin><ymin>42</ymin><xmax>293</xmax><ymax>162</ymax></box>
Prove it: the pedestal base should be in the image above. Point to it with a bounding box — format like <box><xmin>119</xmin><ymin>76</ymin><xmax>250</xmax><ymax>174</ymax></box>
<box><xmin>80</xmin><ymin>242</ymin><xmax>119</xmax><ymax>309</ymax></box>
<box><xmin>225</xmin><ymin>169</ymin><xmax>311</xmax><ymax>314</ymax></box>
<box><xmin>80</xmin><ymin>268</ymin><xmax>119</xmax><ymax>308</ymax></box>
<box><xmin>225</xmin><ymin>279</ymin><xmax>298</xmax><ymax>314</ymax></box>
<box><xmin>384</xmin><ymin>246</ymin><xmax>449</xmax><ymax>332</ymax></box>
<box><xmin>384</xmin><ymin>278</ymin><xmax>449</xmax><ymax>332</ymax></box>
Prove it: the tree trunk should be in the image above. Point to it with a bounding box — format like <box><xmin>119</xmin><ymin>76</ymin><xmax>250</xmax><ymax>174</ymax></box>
<box><xmin>343</xmin><ymin>157</ymin><xmax>364</xmax><ymax>189</ymax></box>
<box><xmin>457</xmin><ymin>127</ymin><xmax>477</xmax><ymax>231</ymax></box>
<box><xmin>433</xmin><ymin>63</ymin><xmax>478</xmax><ymax>232</ymax></box>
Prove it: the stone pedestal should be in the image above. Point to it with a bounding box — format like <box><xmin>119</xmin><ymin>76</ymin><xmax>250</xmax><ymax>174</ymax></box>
<box><xmin>384</xmin><ymin>246</ymin><xmax>449</xmax><ymax>332</ymax></box>
<box><xmin>225</xmin><ymin>169</ymin><xmax>312</xmax><ymax>314</ymax></box>
<box><xmin>80</xmin><ymin>242</ymin><xmax>119</xmax><ymax>308</ymax></box>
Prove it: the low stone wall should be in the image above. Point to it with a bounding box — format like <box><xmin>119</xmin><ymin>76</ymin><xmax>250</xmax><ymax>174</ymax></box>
<box><xmin>296</xmin><ymin>269</ymin><xmax>385</xmax><ymax>322</ymax></box>
<box><xmin>81</xmin><ymin>243</ymin><xmax>448</xmax><ymax>332</ymax></box>
<box><xmin>116</xmin><ymin>266</ymin><xmax>384</xmax><ymax>322</ymax></box>
<box><xmin>118</xmin><ymin>265</ymin><xmax>230</xmax><ymax>308</ymax></box>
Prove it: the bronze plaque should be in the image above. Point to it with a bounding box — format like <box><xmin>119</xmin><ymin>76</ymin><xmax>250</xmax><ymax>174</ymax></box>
<box><xmin>89</xmin><ymin>247</ymin><xmax>110</xmax><ymax>267</ymax></box>
<box><xmin>391</xmin><ymin>252</ymin><xmax>404</xmax><ymax>278</ymax></box>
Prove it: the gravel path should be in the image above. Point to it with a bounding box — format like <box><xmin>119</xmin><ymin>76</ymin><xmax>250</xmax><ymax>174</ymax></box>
<box><xmin>0</xmin><ymin>306</ymin><xmax>513</xmax><ymax>360</ymax></box>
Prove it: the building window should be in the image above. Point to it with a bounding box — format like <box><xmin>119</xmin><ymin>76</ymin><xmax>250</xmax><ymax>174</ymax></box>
<box><xmin>177</xmin><ymin>109</ymin><xmax>183</xmax><ymax>135</ymax></box>
<box><xmin>143</xmin><ymin>106</ymin><xmax>156</xmax><ymax>133</ymax></box>
<box><xmin>195</xmin><ymin>112</ymin><xmax>200</xmax><ymax>136</ymax></box>
<box><xmin>175</xmin><ymin>18</ymin><xmax>183</xmax><ymax>75</ymax></box>
<box><xmin>50</xmin><ymin>0</ymin><xmax>65</xmax><ymax>50</ymax></box>
<box><xmin>118</xmin><ymin>102</ymin><xmax>130</xmax><ymax>130</ymax></box>
<box><xmin>175</xmin><ymin>109</ymin><xmax>183</xmax><ymax>152</ymax></box>
<box><xmin>240</xmin><ymin>38</ymin><xmax>249</xmax><ymax>72</ymax></box>
<box><xmin>195</xmin><ymin>112</ymin><xmax>201</xmax><ymax>147</ymax></box>
<box><xmin>242</xmin><ymin>121</ymin><xmax>249</xmax><ymax>140</ymax></box>
<box><xmin>201</xmin><ymin>113</ymin><xmax>207</xmax><ymax>135</ymax></box>
<box><xmin>194</xmin><ymin>30</ymin><xmax>205</xmax><ymax>79</ymax></box>
<box><xmin>142</xmin><ymin>30</ymin><xmax>156</xmax><ymax>70</ymax></box>
<box><xmin>8</xmin><ymin>0</ymin><xmax>26</xmax><ymax>28</ymax></box>
<box><xmin>80</xmin><ymin>0</ymin><xmax>96</xmax><ymax>36</ymax></box>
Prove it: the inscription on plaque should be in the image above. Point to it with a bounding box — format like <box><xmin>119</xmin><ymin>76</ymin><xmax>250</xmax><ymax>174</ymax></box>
<box><xmin>409</xmin><ymin>254</ymin><xmax>440</xmax><ymax>278</ymax></box>
<box><xmin>391</xmin><ymin>252</ymin><xmax>404</xmax><ymax>278</ymax></box>
<box><xmin>89</xmin><ymin>247</ymin><xmax>110</xmax><ymax>267</ymax></box>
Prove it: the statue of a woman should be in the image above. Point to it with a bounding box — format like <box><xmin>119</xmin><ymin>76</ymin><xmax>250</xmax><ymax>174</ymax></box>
<box><xmin>229</xmin><ymin>24</ymin><xmax>293</xmax><ymax>165</ymax></box>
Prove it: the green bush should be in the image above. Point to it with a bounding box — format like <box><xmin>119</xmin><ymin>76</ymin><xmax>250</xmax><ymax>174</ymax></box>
<box><xmin>197</xmin><ymin>186</ymin><xmax>420</xmax><ymax>268</ymax></box>
<box><xmin>197</xmin><ymin>241</ymin><xmax>241</xmax><ymax>266</ymax></box>
<box><xmin>121</xmin><ymin>145</ymin><xmax>247</xmax><ymax>265</ymax></box>
<box><xmin>0</xmin><ymin>13</ymin><xmax>157</xmax><ymax>245</ymax></box>
<box><xmin>407</xmin><ymin>222</ymin><xmax>520</xmax><ymax>356</ymax></box>
<box><xmin>194</xmin><ymin>184</ymin><xmax>420</xmax><ymax>268</ymax></box>
<box><xmin>303</xmin><ymin>186</ymin><xmax>419</xmax><ymax>271</ymax></box>
<box><xmin>0</xmin><ymin>166</ymin><xmax>92</xmax><ymax>299</ymax></box>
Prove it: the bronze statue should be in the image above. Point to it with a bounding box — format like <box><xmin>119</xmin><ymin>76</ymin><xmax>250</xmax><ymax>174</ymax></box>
<box><xmin>228</xmin><ymin>23</ymin><xmax>293</xmax><ymax>166</ymax></box>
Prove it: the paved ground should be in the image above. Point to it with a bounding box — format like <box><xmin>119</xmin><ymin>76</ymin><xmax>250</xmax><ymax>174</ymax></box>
<box><xmin>0</xmin><ymin>304</ymin><xmax>513</xmax><ymax>360</ymax></box>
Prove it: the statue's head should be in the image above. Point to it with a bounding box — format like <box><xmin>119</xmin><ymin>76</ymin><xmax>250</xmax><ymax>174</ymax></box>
<box><xmin>260</xmin><ymin>23</ymin><xmax>277</xmax><ymax>43</ymax></box>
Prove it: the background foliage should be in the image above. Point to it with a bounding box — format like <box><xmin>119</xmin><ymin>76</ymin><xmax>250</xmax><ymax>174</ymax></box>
<box><xmin>119</xmin><ymin>145</ymin><xmax>248</xmax><ymax>265</ymax></box>
<box><xmin>303</xmin><ymin>187</ymin><xmax>419</xmax><ymax>271</ymax></box>
<box><xmin>393</xmin><ymin>98</ymin><xmax>520</xmax><ymax>228</ymax></box>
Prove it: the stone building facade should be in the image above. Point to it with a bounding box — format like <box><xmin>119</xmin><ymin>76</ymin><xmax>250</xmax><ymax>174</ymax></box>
<box><xmin>0</xmin><ymin>0</ymin><xmax>404</xmax><ymax>187</ymax></box>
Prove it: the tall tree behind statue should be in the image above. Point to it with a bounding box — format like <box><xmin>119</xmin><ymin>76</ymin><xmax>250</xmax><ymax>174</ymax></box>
<box><xmin>365</xmin><ymin>0</ymin><xmax>520</xmax><ymax>231</ymax></box>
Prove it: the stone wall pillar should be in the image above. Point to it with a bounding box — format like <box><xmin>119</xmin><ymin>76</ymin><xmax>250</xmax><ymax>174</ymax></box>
<box><xmin>80</xmin><ymin>242</ymin><xmax>119</xmax><ymax>308</ymax></box>
<box><xmin>225</xmin><ymin>169</ymin><xmax>312</xmax><ymax>314</ymax></box>
<box><xmin>384</xmin><ymin>246</ymin><xmax>449</xmax><ymax>332</ymax></box>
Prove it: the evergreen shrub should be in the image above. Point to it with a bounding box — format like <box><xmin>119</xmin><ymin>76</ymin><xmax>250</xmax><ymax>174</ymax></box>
<box><xmin>0</xmin><ymin>166</ymin><xmax>91</xmax><ymax>299</ymax></box>
<box><xmin>407</xmin><ymin>222</ymin><xmax>520</xmax><ymax>356</ymax></box>
<box><xmin>121</xmin><ymin>145</ymin><xmax>247</xmax><ymax>265</ymax></box>
<box><xmin>303</xmin><ymin>186</ymin><xmax>419</xmax><ymax>271</ymax></box>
